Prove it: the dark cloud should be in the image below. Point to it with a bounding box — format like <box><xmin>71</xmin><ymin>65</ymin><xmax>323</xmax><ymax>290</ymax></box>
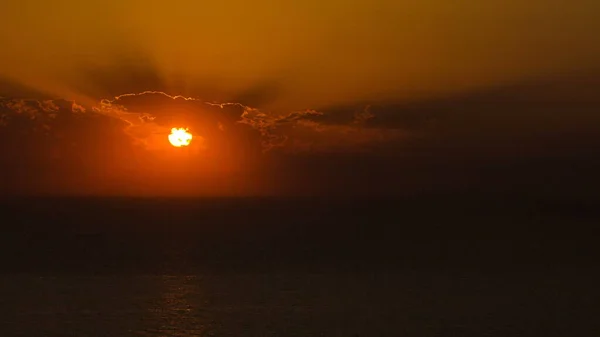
<box><xmin>367</xmin><ymin>72</ymin><xmax>600</xmax><ymax>126</ymax></box>
<box><xmin>0</xmin><ymin>96</ymin><xmax>136</xmax><ymax>195</ymax></box>
<box><xmin>253</xmin><ymin>73</ymin><xmax>600</xmax><ymax>197</ymax></box>
<box><xmin>343</xmin><ymin>74</ymin><xmax>600</xmax><ymax>156</ymax></box>
<box><xmin>1</xmin><ymin>70</ymin><xmax>600</xmax><ymax>197</ymax></box>
<box><xmin>84</xmin><ymin>91</ymin><xmax>403</xmax><ymax>154</ymax></box>
<box><xmin>0</xmin><ymin>86</ymin><xmax>408</xmax><ymax>195</ymax></box>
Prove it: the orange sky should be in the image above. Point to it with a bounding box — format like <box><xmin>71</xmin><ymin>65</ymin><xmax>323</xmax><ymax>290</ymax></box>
<box><xmin>1</xmin><ymin>0</ymin><xmax>600</xmax><ymax>197</ymax></box>
<box><xmin>1</xmin><ymin>0</ymin><xmax>599</xmax><ymax>109</ymax></box>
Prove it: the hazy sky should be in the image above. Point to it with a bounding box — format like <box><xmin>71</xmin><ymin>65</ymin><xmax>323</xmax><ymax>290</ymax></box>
<box><xmin>2</xmin><ymin>0</ymin><xmax>599</xmax><ymax>107</ymax></box>
<box><xmin>1</xmin><ymin>0</ymin><xmax>600</xmax><ymax>196</ymax></box>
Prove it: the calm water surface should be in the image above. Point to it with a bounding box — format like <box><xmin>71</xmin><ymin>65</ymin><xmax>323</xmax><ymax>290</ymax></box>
<box><xmin>2</xmin><ymin>271</ymin><xmax>598</xmax><ymax>336</ymax></box>
<box><xmin>0</xmin><ymin>197</ymin><xmax>598</xmax><ymax>336</ymax></box>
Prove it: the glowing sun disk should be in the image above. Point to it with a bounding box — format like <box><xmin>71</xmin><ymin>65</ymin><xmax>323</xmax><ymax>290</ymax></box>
<box><xmin>168</xmin><ymin>128</ymin><xmax>193</xmax><ymax>147</ymax></box>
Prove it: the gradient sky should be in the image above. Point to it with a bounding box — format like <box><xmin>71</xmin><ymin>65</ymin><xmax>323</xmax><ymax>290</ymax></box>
<box><xmin>1</xmin><ymin>0</ymin><xmax>600</xmax><ymax>196</ymax></box>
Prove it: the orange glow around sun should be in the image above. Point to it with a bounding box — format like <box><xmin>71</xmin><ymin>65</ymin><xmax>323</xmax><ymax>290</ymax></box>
<box><xmin>168</xmin><ymin>128</ymin><xmax>193</xmax><ymax>147</ymax></box>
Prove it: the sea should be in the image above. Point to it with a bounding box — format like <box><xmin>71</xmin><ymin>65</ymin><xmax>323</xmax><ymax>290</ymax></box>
<box><xmin>0</xmin><ymin>196</ymin><xmax>598</xmax><ymax>336</ymax></box>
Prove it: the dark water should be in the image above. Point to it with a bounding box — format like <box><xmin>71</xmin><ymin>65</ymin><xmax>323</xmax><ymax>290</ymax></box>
<box><xmin>0</xmin><ymin>197</ymin><xmax>598</xmax><ymax>336</ymax></box>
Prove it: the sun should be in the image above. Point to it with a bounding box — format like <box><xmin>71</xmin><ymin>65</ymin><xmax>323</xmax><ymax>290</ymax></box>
<box><xmin>168</xmin><ymin>127</ymin><xmax>193</xmax><ymax>147</ymax></box>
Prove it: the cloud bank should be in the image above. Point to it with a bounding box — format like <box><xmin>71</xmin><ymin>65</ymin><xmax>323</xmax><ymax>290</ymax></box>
<box><xmin>1</xmin><ymin>73</ymin><xmax>600</xmax><ymax>197</ymax></box>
